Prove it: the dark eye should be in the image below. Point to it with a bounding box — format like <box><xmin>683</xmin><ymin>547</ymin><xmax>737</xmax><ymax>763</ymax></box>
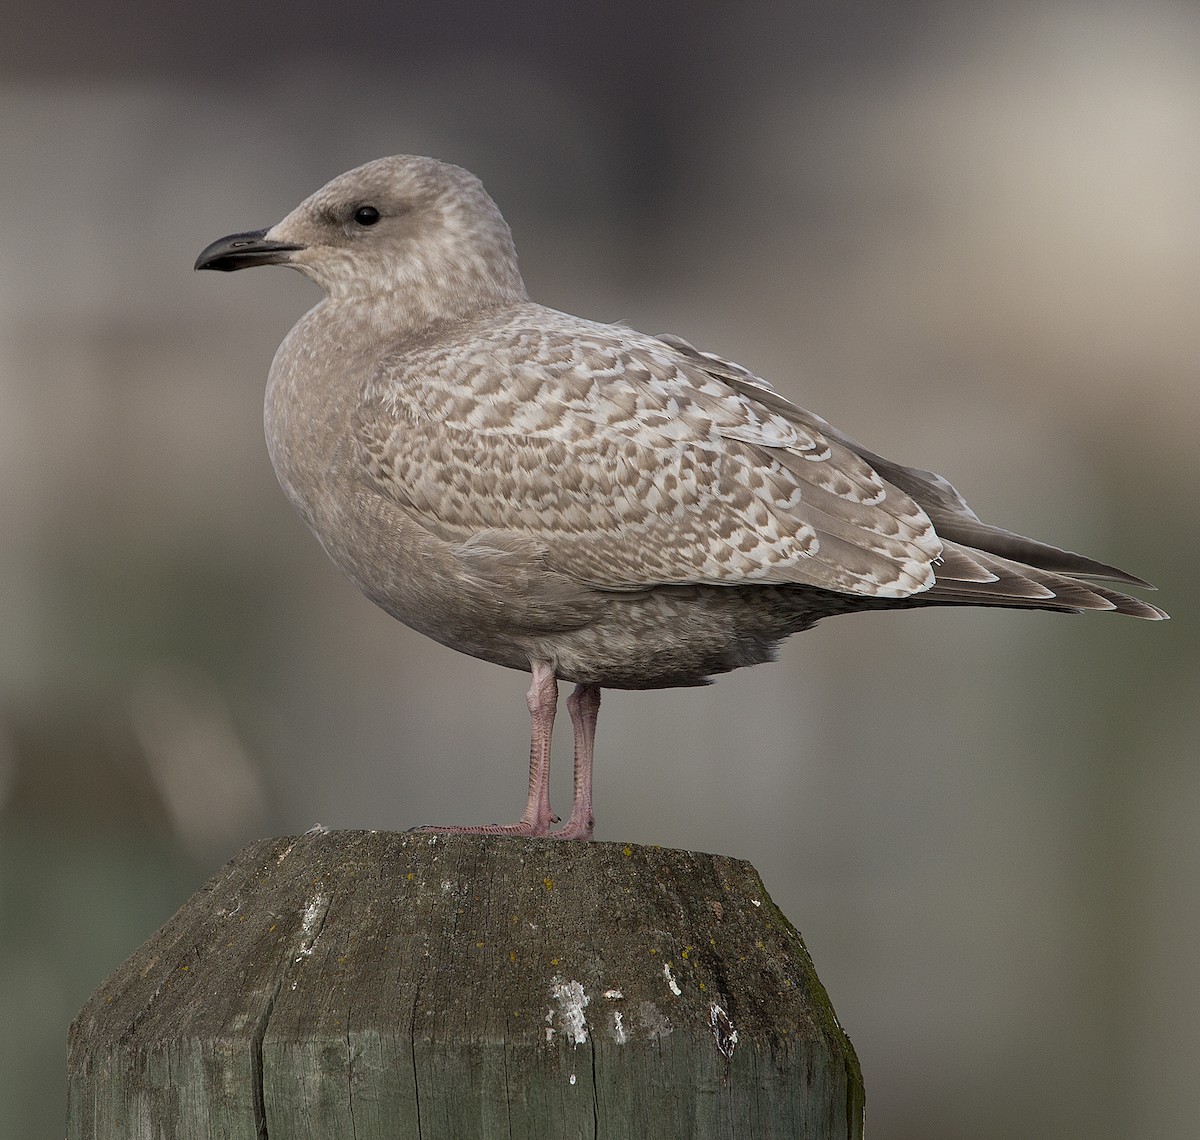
<box><xmin>353</xmin><ymin>206</ymin><xmax>381</xmax><ymax>227</ymax></box>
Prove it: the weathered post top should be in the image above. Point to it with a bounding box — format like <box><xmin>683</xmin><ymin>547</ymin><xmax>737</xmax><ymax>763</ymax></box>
<box><xmin>68</xmin><ymin>830</ymin><xmax>864</xmax><ymax>1139</ymax></box>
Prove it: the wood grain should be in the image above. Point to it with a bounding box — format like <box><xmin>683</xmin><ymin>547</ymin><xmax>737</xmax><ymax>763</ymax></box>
<box><xmin>68</xmin><ymin>830</ymin><xmax>863</xmax><ymax>1139</ymax></box>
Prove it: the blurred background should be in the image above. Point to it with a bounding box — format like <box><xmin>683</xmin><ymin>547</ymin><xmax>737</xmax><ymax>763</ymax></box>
<box><xmin>2</xmin><ymin>1</ymin><xmax>1196</xmax><ymax>1137</ymax></box>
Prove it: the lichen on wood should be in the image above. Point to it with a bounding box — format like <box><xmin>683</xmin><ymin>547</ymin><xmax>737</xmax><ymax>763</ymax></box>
<box><xmin>68</xmin><ymin>830</ymin><xmax>864</xmax><ymax>1139</ymax></box>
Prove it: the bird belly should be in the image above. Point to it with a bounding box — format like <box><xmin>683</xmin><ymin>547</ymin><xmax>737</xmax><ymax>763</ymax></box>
<box><xmin>524</xmin><ymin>585</ymin><xmax>824</xmax><ymax>689</ymax></box>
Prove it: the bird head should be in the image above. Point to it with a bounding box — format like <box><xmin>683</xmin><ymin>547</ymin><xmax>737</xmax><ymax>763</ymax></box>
<box><xmin>195</xmin><ymin>155</ymin><xmax>528</xmax><ymax>326</ymax></box>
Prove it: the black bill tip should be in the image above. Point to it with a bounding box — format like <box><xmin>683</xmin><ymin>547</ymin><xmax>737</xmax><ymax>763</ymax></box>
<box><xmin>194</xmin><ymin>228</ymin><xmax>305</xmax><ymax>272</ymax></box>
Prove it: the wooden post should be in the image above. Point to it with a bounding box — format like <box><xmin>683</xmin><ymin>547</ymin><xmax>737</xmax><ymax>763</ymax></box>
<box><xmin>68</xmin><ymin>831</ymin><xmax>864</xmax><ymax>1139</ymax></box>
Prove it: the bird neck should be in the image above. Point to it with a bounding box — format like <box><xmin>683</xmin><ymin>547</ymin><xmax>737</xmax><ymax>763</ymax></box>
<box><xmin>331</xmin><ymin>244</ymin><xmax>526</xmax><ymax>340</ymax></box>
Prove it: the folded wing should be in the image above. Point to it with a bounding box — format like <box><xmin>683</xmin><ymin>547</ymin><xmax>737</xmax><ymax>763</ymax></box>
<box><xmin>355</xmin><ymin>310</ymin><xmax>942</xmax><ymax>598</ymax></box>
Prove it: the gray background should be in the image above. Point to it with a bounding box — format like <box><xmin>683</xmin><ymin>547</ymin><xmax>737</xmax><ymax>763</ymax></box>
<box><xmin>2</xmin><ymin>2</ymin><xmax>1196</xmax><ymax>1137</ymax></box>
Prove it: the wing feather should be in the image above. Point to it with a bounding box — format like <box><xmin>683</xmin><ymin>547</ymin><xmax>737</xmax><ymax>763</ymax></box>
<box><xmin>658</xmin><ymin>332</ymin><xmax>1164</xmax><ymax>615</ymax></box>
<box><xmin>355</xmin><ymin>309</ymin><xmax>942</xmax><ymax>596</ymax></box>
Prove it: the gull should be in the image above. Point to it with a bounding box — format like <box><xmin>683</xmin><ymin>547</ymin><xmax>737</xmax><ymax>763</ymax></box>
<box><xmin>196</xmin><ymin>155</ymin><xmax>1166</xmax><ymax>840</ymax></box>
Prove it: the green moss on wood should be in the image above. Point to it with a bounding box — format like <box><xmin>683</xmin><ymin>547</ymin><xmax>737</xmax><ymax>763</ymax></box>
<box><xmin>69</xmin><ymin>831</ymin><xmax>864</xmax><ymax>1139</ymax></box>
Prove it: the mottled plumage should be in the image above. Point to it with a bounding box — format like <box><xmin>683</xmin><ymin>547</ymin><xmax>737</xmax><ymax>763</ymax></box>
<box><xmin>196</xmin><ymin>155</ymin><xmax>1166</xmax><ymax>841</ymax></box>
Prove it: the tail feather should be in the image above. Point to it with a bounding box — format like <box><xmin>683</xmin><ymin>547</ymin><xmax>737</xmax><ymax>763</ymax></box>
<box><xmin>923</xmin><ymin>543</ymin><xmax>1167</xmax><ymax>620</ymax></box>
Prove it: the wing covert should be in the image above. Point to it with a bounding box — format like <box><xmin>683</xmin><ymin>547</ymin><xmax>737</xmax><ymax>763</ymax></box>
<box><xmin>355</xmin><ymin>311</ymin><xmax>942</xmax><ymax>597</ymax></box>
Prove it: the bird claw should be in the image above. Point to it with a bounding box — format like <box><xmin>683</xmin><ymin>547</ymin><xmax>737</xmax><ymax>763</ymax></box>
<box><xmin>549</xmin><ymin>819</ymin><xmax>594</xmax><ymax>842</ymax></box>
<box><xmin>407</xmin><ymin>818</ymin><xmax>593</xmax><ymax>840</ymax></box>
<box><xmin>408</xmin><ymin>821</ymin><xmax>552</xmax><ymax>838</ymax></box>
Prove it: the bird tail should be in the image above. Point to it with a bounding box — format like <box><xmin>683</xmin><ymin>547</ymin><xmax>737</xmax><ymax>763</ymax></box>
<box><xmin>835</xmin><ymin>446</ymin><xmax>1166</xmax><ymax>619</ymax></box>
<box><xmin>915</xmin><ymin>539</ymin><xmax>1167</xmax><ymax>619</ymax></box>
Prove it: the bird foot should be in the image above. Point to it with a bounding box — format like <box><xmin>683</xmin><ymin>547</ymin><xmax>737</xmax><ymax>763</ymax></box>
<box><xmin>550</xmin><ymin>816</ymin><xmax>594</xmax><ymax>841</ymax></box>
<box><xmin>409</xmin><ymin>821</ymin><xmax>552</xmax><ymax>838</ymax></box>
<box><xmin>409</xmin><ymin>818</ymin><xmax>593</xmax><ymax>841</ymax></box>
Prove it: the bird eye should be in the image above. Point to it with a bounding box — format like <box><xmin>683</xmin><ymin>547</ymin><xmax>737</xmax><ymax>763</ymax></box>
<box><xmin>353</xmin><ymin>206</ymin><xmax>381</xmax><ymax>226</ymax></box>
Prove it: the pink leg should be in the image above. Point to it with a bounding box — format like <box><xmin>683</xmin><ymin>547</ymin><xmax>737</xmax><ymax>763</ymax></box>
<box><xmin>553</xmin><ymin>684</ymin><xmax>600</xmax><ymax>841</ymax></box>
<box><xmin>413</xmin><ymin>660</ymin><xmax>559</xmax><ymax>837</ymax></box>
